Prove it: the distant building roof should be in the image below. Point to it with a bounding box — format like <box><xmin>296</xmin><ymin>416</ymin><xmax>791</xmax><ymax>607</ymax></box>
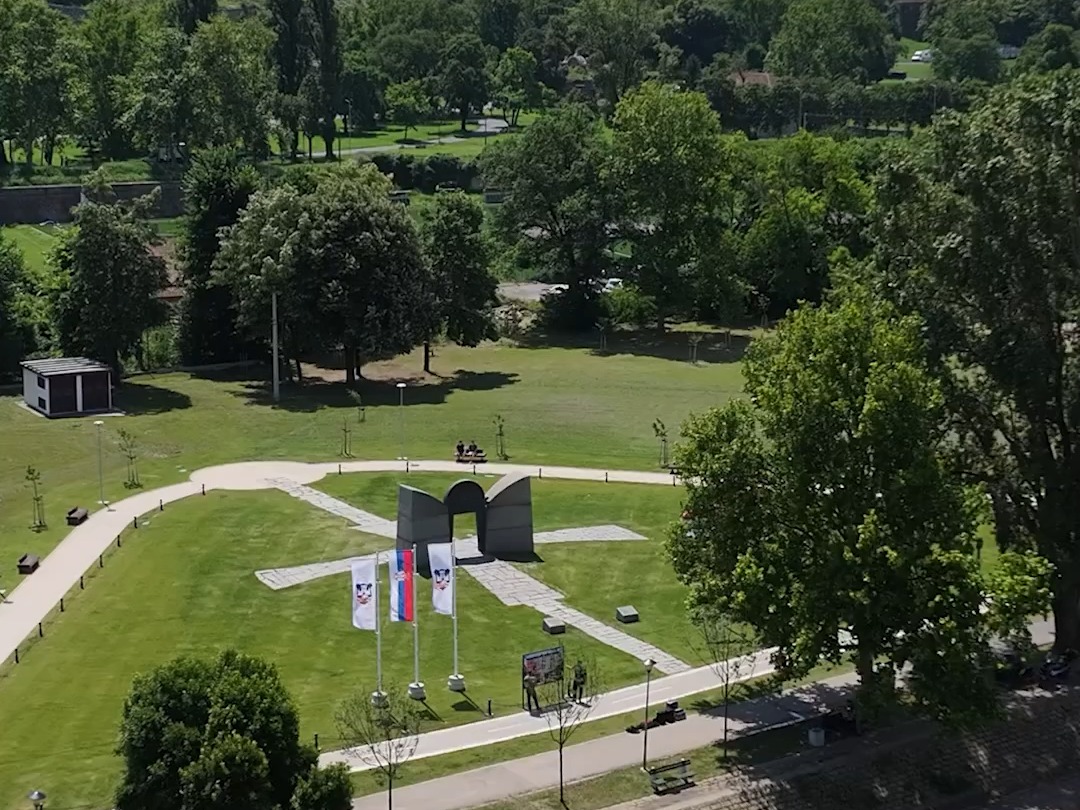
<box><xmin>730</xmin><ymin>70</ymin><xmax>776</xmax><ymax>87</ymax></box>
<box><xmin>21</xmin><ymin>357</ymin><xmax>111</xmax><ymax>377</ymax></box>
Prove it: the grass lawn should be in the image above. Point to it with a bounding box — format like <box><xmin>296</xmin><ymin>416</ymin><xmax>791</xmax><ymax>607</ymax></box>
<box><xmin>0</xmin><ymin>487</ymin><xmax>656</xmax><ymax>810</ymax></box>
<box><xmin>0</xmin><ymin>337</ymin><xmax>744</xmax><ymax>570</ymax></box>
<box><xmin>893</xmin><ymin>59</ymin><xmax>934</xmax><ymax>80</ymax></box>
<box><xmin>899</xmin><ymin>36</ymin><xmax>931</xmax><ymax>57</ymax></box>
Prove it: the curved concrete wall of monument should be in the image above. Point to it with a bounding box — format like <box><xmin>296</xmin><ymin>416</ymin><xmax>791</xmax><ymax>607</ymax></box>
<box><xmin>0</xmin><ymin>459</ymin><xmax>679</xmax><ymax>668</ymax></box>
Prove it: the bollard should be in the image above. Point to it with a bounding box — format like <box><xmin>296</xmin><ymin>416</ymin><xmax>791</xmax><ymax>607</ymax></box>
<box><xmin>98</xmin><ymin>555</ymin><xmax>103</xmax><ymax>568</ymax></box>
<box><xmin>473</xmin><ymin>463</ymin><xmax>477</xmax><ymax>475</ymax></box>
<box><xmin>80</xmin><ymin>575</ymin><xmax>84</xmax><ymax>590</ymax></box>
<box><xmin>338</xmin><ymin>464</ymin><xmax>342</xmax><ymax>475</ymax></box>
<box><xmin>38</xmin><ymin>622</ymin><xmax>43</xmax><ymax>638</ymax></box>
<box><xmin>487</xmin><ymin>698</ymin><xmax>492</xmax><ymax>716</ymax></box>
<box><xmin>314</xmin><ymin>733</ymin><xmax>320</xmax><ymax>750</ymax></box>
<box><xmin>60</xmin><ymin>597</ymin><xmax>64</xmax><ymax>613</ymax></box>
<box><xmin>117</xmin><ymin>535</ymin><xmax>122</xmax><ymax>548</ymax></box>
<box><xmin>538</xmin><ymin>467</ymin><xmax>542</xmax><ymax>479</ymax></box>
<box><xmin>605</xmin><ymin>472</ymin><xmax>609</xmax><ymax>483</ymax></box>
<box><xmin>201</xmin><ymin>484</ymin><xmax>206</xmax><ymax>495</ymax></box>
<box><xmin>159</xmin><ymin>499</ymin><xmax>164</xmax><ymax>511</ymax></box>
<box><xmin>133</xmin><ymin>515</ymin><xmax>138</xmax><ymax>529</ymax></box>
<box><xmin>14</xmin><ymin>648</ymin><xmax>18</xmax><ymax>664</ymax></box>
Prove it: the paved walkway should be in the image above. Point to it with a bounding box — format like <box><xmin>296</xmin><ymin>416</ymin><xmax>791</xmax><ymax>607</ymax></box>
<box><xmin>0</xmin><ymin>460</ymin><xmax>676</xmax><ymax>667</ymax></box>
<box><xmin>268</xmin><ymin>477</ymin><xmax>398</xmax><ymax>538</ymax></box>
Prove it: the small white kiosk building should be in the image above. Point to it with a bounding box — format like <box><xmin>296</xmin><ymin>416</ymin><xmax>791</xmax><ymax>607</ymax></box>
<box><xmin>20</xmin><ymin>357</ymin><xmax>113</xmax><ymax>418</ymax></box>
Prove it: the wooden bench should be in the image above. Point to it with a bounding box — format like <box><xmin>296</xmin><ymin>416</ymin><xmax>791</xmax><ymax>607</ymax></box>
<box><xmin>17</xmin><ymin>553</ymin><xmax>40</xmax><ymax>575</ymax></box>
<box><xmin>66</xmin><ymin>506</ymin><xmax>89</xmax><ymax>526</ymax></box>
<box><xmin>645</xmin><ymin>759</ymin><xmax>695</xmax><ymax>795</ymax></box>
<box><xmin>455</xmin><ymin>452</ymin><xmax>488</xmax><ymax>464</ymax></box>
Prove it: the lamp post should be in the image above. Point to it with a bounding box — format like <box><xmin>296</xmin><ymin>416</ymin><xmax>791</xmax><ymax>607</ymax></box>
<box><xmin>94</xmin><ymin>420</ymin><xmax>105</xmax><ymax>507</ymax></box>
<box><xmin>642</xmin><ymin>657</ymin><xmax>655</xmax><ymax>770</ymax></box>
<box><xmin>28</xmin><ymin>790</ymin><xmax>46</xmax><ymax>810</ymax></box>
<box><xmin>396</xmin><ymin>382</ymin><xmax>407</xmax><ymax>460</ymax></box>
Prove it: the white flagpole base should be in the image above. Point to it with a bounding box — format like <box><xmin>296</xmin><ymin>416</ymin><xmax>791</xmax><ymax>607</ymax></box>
<box><xmin>370</xmin><ymin>690</ymin><xmax>388</xmax><ymax>707</ymax></box>
<box><xmin>447</xmin><ymin>674</ymin><xmax>466</xmax><ymax>693</ymax></box>
<box><xmin>408</xmin><ymin>682</ymin><xmax>427</xmax><ymax>700</ymax></box>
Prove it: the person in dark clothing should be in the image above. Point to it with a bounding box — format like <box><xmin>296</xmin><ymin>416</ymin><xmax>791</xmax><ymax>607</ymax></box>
<box><xmin>571</xmin><ymin>660</ymin><xmax>586</xmax><ymax>701</ymax></box>
<box><xmin>467</xmin><ymin>439</ymin><xmax>479</xmax><ymax>454</ymax></box>
<box><xmin>456</xmin><ymin>440</ymin><xmax>465</xmax><ymax>457</ymax></box>
<box><xmin>524</xmin><ymin>671</ymin><xmax>540</xmax><ymax>712</ymax></box>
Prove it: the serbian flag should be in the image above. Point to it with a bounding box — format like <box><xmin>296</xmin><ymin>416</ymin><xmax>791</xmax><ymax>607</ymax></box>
<box><xmin>388</xmin><ymin>548</ymin><xmax>415</xmax><ymax>622</ymax></box>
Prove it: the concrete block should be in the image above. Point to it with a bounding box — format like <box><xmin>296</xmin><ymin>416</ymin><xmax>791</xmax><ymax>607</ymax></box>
<box><xmin>542</xmin><ymin>616</ymin><xmax>566</xmax><ymax>635</ymax></box>
<box><xmin>616</xmin><ymin>605</ymin><xmax>639</xmax><ymax>624</ymax></box>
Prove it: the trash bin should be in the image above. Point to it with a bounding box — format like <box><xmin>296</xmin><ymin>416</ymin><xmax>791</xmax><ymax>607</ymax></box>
<box><xmin>808</xmin><ymin>726</ymin><xmax>826</xmax><ymax>747</ymax></box>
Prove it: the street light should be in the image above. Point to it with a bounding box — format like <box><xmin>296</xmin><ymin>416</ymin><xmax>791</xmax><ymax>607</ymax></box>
<box><xmin>396</xmin><ymin>382</ymin><xmax>407</xmax><ymax>460</ymax></box>
<box><xmin>94</xmin><ymin>420</ymin><xmax>105</xmax><ymax>507</ymax></box>
<box><xmin>28</xmin><ymin>790</ymin><xmax>46</xmax><ymax>810</ymax></box>
<box><xmin>642</xmin><ymin>657</ymin><xmax>655</xmax><ymax>770</ymax></box>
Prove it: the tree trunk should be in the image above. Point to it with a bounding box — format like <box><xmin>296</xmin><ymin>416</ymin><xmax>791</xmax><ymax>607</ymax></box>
<box><xmin>294</xmin><ymin>355</ymin><xmax>303</xmax><ymax>383</ymax></box>
<box><xmin>1052</xmin><ymin>574</ymin><xmax>1080</xmax><ymax>652</ymax></box>
<box><xmin>558</xmin><ymin>742</ymin><xmax>564</xmax><ymax>805</ymax></box>
<box><xmin>345</xmin><ymin>344</ymin><xmax>356</xmax><ymax>386</ymax></box>
<box><xmin>324</xmin><ymin>121</ymin><xmax>335</xmax><ymax>160</ymax></box>
<box><xmin>423</xmin><ymin>341</ymin><xmax>432</xmax><ymax>373</ymax></box>
<box><xmin>460</xmin><ymin>104</ymin><xmax>468</xmax><ymax>133</ymax></box>
<box><xmin>44</xmin><ymin>135</ymin><xmax>55</xmax><ymax>167</ymax></box>
<box><xmin>388</xmin><ymin>770</ymin><xmax>393</xmax><ymax>810</ymax></box>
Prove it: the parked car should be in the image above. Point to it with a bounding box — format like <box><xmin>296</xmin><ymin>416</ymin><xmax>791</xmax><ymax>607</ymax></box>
<box><xmin>911</xmin><ymin>49</ymin><xmax>933</xmax><ymax>62</ymax></box>
<box><xmin>601</xmin><ymin>277</ymin><xmax>624</xmax><ymax>293</ymax></box>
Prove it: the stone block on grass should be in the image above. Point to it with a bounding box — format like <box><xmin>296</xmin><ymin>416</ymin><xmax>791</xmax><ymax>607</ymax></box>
<box><xmin>616</xmin><ymin>605</ymin><xmax>639</xmax><ymax>624</ymax></box>
<box><xmin>542</xmin><ymin>616</ymin><xmax>566</xmax><ymax>635</ymax></box>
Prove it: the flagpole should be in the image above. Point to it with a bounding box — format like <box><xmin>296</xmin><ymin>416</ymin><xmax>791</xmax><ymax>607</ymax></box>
<box><xmin>408</xmin><ymin>544</ymin><xmax>426</xmax><ymax>700</ymax></box>
<box><xmin>373</xmin><ymin>551</ymin><xmax>385</xmax><ymax>706</ymax></box>
<box><xmin>448</xmin><ymin>538</ymin><xmax>465</xmax><ymax>692</ymax></box>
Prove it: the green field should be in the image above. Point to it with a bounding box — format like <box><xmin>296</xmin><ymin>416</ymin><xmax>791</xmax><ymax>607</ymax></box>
<box><xmin>0</xmin><ymin>471</ymin><xmax>698</xmax><ymax>810</ymax></box>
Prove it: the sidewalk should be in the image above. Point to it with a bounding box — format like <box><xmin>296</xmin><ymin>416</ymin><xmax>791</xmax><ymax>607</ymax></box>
<box><xmin>349</xmin><ymin>671</ymin><xmax>859</xmax><ymax>810</ymax></box>
<box><xmin>320</xmin><ymin>648</ymin><xmax>778</xmax><ymax>771</ymax></box>
<box><xmin>350</xmin><ymin>619</ymin><xmax>1057</xmax><ymax>810</ymax></box>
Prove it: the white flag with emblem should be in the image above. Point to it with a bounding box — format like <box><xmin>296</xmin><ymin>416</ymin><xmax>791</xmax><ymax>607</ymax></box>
<box><xmin>351</xmin><ymin>558</ymin><xmax>377</xmax><ymax>630</ymax></box>
<box><xmin>429</xmin><ymin>543</ymin><xmax>454</xmax><ymax>616</ymax></box>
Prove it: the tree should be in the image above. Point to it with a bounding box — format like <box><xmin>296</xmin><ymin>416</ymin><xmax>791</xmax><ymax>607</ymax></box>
<box><xmin>567</xmin><ymin>0</ymin><xmax>658</xmax><ymax>111</ymax></box>
<box><xmin>49</xmin><ymin>182</ymin><xmax>167</xmax><ymax>378</ymax></box>
<box><xmin>125</xmin><ymin>26</ymin><xmax>191</xmax><ymax>159</ymax></box>
<box><xmin>341</xmin><ymin>52</ymin><xmax>387</xmax><ymax>131</ymax></box>
<box><xmin>170</xmin><ymin>0</ymin><xmax>218</xmax><ymax>35</ymax></box>
<box><xmin>269</xmin><ymin>0</ymin><xmax>312</xmax><ymax>157</ymax></box>
<box><xmin>421</xmin><ymin>191</ymin><xmax>498</xmax><ymax>372</ymax></box>
<box><xmin>73</xmin><ymin>0</ymin><xmax>146</xmax><ymax>157</ymax></box>
<box><xmin>659</xmin><ymin>0</ymin><xmax>736</xmax><ymax>68</ymax></box>
<box><xmin>310</xmin><ymin>0</ymin><xmax>343</xmax><ymax>159</ymax></box>
<box><xmin>177</xmin><ymin>148</ymin><xmax>260</xmax><ymax>364</ymax></box>
<box><xmin>535</xmin><ymin>654</ymin><xmax>603</xmax><ymax>805</ymax></box>
<box><xmin>492</xmin><ymin>47</ymin><xmax>540</xmax><ymax>127</ymax></box>
<box><xmin>335</xmin><ymin>688</ymin><xmax>422</xmax><ymax>810</ymax></box>
<box><xmin>610</xmin><ymin>82</ymin><xmax>732</xmax><ymax>327</ymax></box>
<box><xmin>0</xmin><ymin>231</ymin><xmax>33</xmax><ymax>381</ymax></box>
<box><xmin>928</xmin><ymin>1</ymin><xmax>1001</xmax><ymax>83</ymax></box>
<box><xmin>1014</xmin><ymin>23</ymin><xmax>1080</xmax><ymax>74</ymax></box>
<box><xmin>689</xmin><ymin>607</ymin><xmax>757</xmax><ymax>757</ymax></box>
<box><xmin>384</xmin><ymin>80</ymin><xmax>429</xmax><ymax>141</ymax></box>
<box><xmin>668</xmin><ymin>282</ymin><xmax>1009</xmax><ymax>725</ymax></box>
<box><xmin>185</xmin><ymin>16</ymin><xmax>275</xmax><ymax>157</ymax></box>
<box><xmin>115</xmin><ymin>649</ymin><xmax>317</xmax><ymax>810</ymax></box>
<box><xmin>872</xmin><ymin>70</ymin><xmax>1080</xmax><ymax>652</ymax></box>
<box><xmin>766</xmin><ymin>0</ymin><xmax>898</xmax><ymax>83</ymax></box>
<box><xmin>474</xmin><ymin>0</ymin><xmax>523</xmax><ymax>51</ymax></box>
<box><xmin>439</xmin><ymin>33</ymin><xmax>491</xmax><ymax>131</ymax></box>
<box><xmin>481</xmin><ymin>104</ymin><xmax>613</xmax><ymax>328</ymax></box>
<box><xmin>290</xmin><ymin>764</ymin><xmax>352</xmax><ymax>810</ymax></box>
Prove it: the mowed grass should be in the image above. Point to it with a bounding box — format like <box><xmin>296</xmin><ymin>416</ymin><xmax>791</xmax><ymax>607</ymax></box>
<box><xmin>0</xmin><ymin>337</ymin><xmax>744</xmax><ymax>569</ymax></box>
<box><xmin>0</xmin><ymin>487</ymin><xmax>653</xmax><ymax>810</ymax></box>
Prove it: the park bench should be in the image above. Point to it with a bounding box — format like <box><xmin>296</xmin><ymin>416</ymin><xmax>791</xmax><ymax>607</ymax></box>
<box><xmin>455</xmin><ymin>451</ymin><xmax>487</xmax><ymax>464</ymax></box>
<box><xmin>645</xmin><ymin>759</ymin><xmax>695</xmax><ymax>795</ymax></box>
<box><xmin>66</xmin><ymin>506</ymin><xmax>88</xmax><ymax>526</ymax></box>
<box><xmin>17</xmin><ymin>554</ymin><xmax>40</xmax><ymax>575</ymax></box>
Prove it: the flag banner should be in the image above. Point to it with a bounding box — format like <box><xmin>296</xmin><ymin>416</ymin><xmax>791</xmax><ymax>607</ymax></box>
<box><xmin>351</xmin><ymin>558</ymin><xmax>377</xmax><ymax>631</ymax></box>
<box><xmin>429</xmin><ymin>543</ymin><xmax>454</xmax><ymax>616</ymax></box>
<box><xmin>389</xmin><ymin>548</ymin><xmax>414</xmax><ymax>623</ymax></box>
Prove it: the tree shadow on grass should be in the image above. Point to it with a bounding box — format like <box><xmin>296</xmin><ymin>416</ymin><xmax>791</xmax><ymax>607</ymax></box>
<box><xmin>515</xmin><ymin>328</ymin><xmax>751</xmax><ymax>365</ymax></box>
<box><xmin>216</xmin><ymin>369</ymin><xmax>519</xmax><ymax>413</ymax></box>
<box><xmin>116</xmin><ymin>381</ymin><xmax>193</xmax><ymax>415</ymax></box>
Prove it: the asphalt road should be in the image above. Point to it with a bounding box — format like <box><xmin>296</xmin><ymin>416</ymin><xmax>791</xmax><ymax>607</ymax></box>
<box><xmin>985</xmin><ymin>774</ymin><xmax>1080</xmax><ymax>809</ymax></box>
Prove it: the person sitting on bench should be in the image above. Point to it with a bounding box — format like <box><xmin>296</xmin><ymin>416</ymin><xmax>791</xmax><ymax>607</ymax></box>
<box><xmin>467</xmin><ymin>440</ymin><xmax>479</xmax><ymax>454</ymax></box>
<box><xmin>456</xmin><ymin>440</ymin><xmax>465</xmax><ymax>459</ymax></box>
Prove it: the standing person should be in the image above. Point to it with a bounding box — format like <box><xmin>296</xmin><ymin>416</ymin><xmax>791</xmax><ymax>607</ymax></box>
<box><xmin>524</xmin><ymin>669</ymin><xmax>540</xmax><ymax>713</ymax></box>
<box><xmin>572</xmin><ymin>660</ymin><xmax>586</xmax><ymax>702</ymax></box>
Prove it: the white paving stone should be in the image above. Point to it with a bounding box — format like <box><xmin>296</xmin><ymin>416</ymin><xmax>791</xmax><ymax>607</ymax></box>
<box><xmin>533</xmin><ymin>525</ymin><xmax>645</xmax><ymax>544</ymax></box>
<box><xmin>266</xmin><ymin>478</ymin><xmax>398</xmax><ymax>538</ymax></box>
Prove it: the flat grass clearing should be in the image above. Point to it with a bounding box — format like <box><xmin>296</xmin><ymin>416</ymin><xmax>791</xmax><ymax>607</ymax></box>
<box><xmin>0</xmin><ymin>487</ymin><xmax>656</xmax><ymax>810</ymax></box>
<box><xmin>0</xmin><ymin>337</ymin><xmax>743</xmax><ymax>569</ymax></box>
<box><xmin>893</xmin><ymin>59</ymin><xmax>934</xmax><ymax>80</ymax></box>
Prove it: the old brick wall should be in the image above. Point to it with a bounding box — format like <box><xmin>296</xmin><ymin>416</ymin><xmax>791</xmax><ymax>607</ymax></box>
<box><xmin>0</xmin><ymin>181</ymin><xmax>183</xmax><ymax>224</ymax></box>
<box><xmin>643</xmin><ymin>688</ymin><xmax>1080</xmax><ymax>810</ymax></box>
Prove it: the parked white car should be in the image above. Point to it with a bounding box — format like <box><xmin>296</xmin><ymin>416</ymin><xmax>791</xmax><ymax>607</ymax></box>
<box><xmin>911</xmin><ymin>49</ymin><xmax>933</xmax><ymax>62</ymax></box>
<box><xmin>601</xmin><ymin>277</ymin><xmax>624</xmax><ymax>293</ymax></box>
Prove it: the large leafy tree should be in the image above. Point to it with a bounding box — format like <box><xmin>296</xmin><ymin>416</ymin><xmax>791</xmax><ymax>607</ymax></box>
<box><xmin>384</xmin><ymin>80</ymin><xmax>429</xmax><ymax>141</ymax></box>
<box><xmin>49</xmin><ymin>182</ymin><xmax>167</xmax><ymax>377</ymax></box>
<box><xmin>928</xmin><ymin>1</ymin><xmax>1001</xmax><ymax>83</ymax></box>
<box><xmin>126</xmin><ymin>26</ymin><xmax>192</xmax><ymax>159</ymax></box>
<box><xmin>567</xmin><ymin>0</ymin><xmax>658</xmax><ymax>111</ymax></box>
<box><xmin>481</xmin><ymin>104</ymin><xmax>613</xmax><ymax>328</ymax></box>
<box><xmin>115</xmin><ymin>650</ymin><xmax>317</xmax><ymax>810</ymax></box>
<box><xmin>1013</xmin><ymin>23</ymin><xmax>1080</xmax><ymax>74</ymax></box>
<box><xmin>309</xmin><ymin>0</ymin><xmax>343</xmax><ymax>159</ymax></box>
<box><xmin>872</xmin><ymin>70</ymin><xmax>1080</xmax><ymax>651</ymax></box>
<box><xmin>178</xmin><ymin>148</ymin><xmax>260</xmax><ymax>364</ymax></box>
<box><xmin>185</xmin><ymin>16</ymin><xmax>275</xmax><ymax>157</ymax></box>
<box><xmin>269</xmin><ymin>0</ymin><xmax>312</xmax><ymax>158</ymax></box>
<box><xmin>670</xmin><ymin>282</ymin><xmax>1020</xmax><ymax>723</ymax></box>
<box><xmin>439</xmin><ymin>33</ymin><xmax>492</xmax><ymax>131</ymax></box>
<box><xmin>170</xmin><ymin>0</ymin><xmax>218</xmax><ymax>35</ymax></box>
<box><xmin>766</xmin><ymin>0</ymin><xmax>897</xmax><ymax>83</ymax></box>
<box><xmin>610</xmin><ymin>82</ymin><xmax>732</xmax><ymax>327</ymax></box>
<box><xmin>492</xmin><ymin>46</ymin><xmax>540</xmax><ymax>127</ymax></box>
<box><xmin>421</xmin><ymin>191</ymin><xmax>498</xmax><ymax>372</ymax></box>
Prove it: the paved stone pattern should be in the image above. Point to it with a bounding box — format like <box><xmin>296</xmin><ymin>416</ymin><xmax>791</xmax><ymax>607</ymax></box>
<box><xmin>533</xmin><ymin>525</ymin><xmax>646</xmax><ymax>544</ymax></box>
<box><xmin>266</xmin><ymin>478</ymin><xmax>398</xmax><ymax>538</ymax></box>
<box><xmin>463</xmin><ymin>558</ymin><xmax>690</xmax><ymax>674</ymax></box>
